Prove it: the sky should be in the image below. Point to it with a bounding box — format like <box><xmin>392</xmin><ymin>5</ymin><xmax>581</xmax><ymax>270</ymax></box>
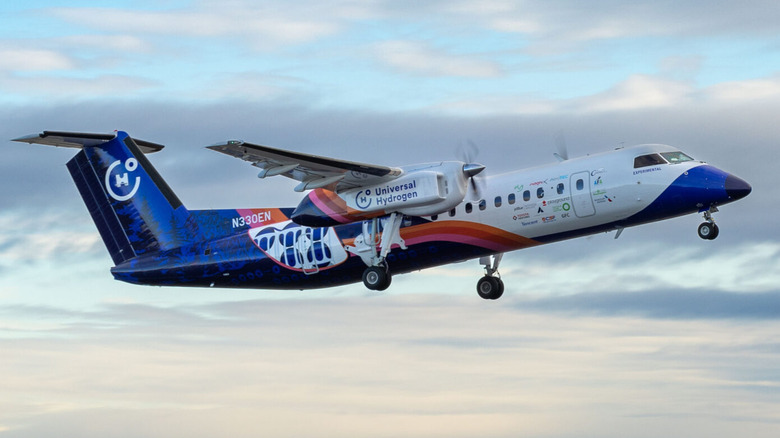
<box><xmin>1</xmin><ymin>1</ymin><xmax>779</xmax><ymax>436</ymax></box>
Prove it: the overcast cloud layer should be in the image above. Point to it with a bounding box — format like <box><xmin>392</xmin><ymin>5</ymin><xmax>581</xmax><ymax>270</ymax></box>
<box><xmin>1</xmin><ymin>1</ymin><xmax>779</xmax><ymax>437</ymax></box>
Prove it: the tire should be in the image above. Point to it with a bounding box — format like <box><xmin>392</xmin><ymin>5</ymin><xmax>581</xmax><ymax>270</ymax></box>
<box><xmin>363</xmin><ymin>266</ymin><xmax>390</xmax><ymax>290</ymax></box>
<box><xmin>477</xmin><ymin>276</ymin><xmax>503</xmax><ymax>300</ymax></box>
<box><xmin>698</xmin><ymin>222</ymin><xmax>719</xmax><ymax>240</ymax></box>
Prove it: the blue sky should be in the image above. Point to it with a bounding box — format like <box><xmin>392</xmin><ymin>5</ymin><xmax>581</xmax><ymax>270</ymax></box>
<box><xmin>1</xmin><ymin>1</ymin><xmax>780</xmax><ymax>437</ymax></box>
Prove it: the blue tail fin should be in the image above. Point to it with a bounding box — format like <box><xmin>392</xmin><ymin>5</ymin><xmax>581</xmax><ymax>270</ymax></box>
<box><xmin>17</xmin><ymin>131</ymin><xmax>197</xmax><ymax>265</ymax></box>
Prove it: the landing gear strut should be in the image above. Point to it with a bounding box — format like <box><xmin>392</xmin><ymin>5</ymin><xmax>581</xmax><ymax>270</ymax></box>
<box><xmin>476</xmin><ymin>253</ymin><xmax>504</xmax><ymax>300</ymax></box>
<box><xmin>698</xmin><ymin>208</ymin><xmax>720</xmax><ymax>240</ymax></box>
<box><xmin>348</xmin><ymin>213</ymin><xmax>406</xmax><ymax>291</ymax></box>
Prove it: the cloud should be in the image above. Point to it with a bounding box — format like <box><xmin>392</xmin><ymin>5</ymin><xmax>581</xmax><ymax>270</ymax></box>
<box><xmin>49</xmin><ymin>3</ymin><xmax>341</xmax><ymax>49</ymax></box>
<box><xmin>430</xmin><ymin>73</ymin><xmax>780</xmax><ymax>115</ymax></box>
<box><xmin>707</xmin><ymin>76</ymin><xmax>780</xmax><ymax>102</ymax></box>
<box><xmin>574</xmin><ymin>75</ymin><xmax>695</xmax><ymax>112</ymax></box>
<box><xmin>441</xmin><ymin>0</ymin><xmax>780</xmax><ymax>46</ymax></box>
<box><xmin>2</xmin><ymin>295</ymin><xmax>780</xmax><ymax>437</ymax></box>
<box><xmin>373</xmin><ymin>40</ymin><xmax>503</xmax><ymax>78</ymax></box>
<box><xmin>0</xmin><ymin>49</ymin><xmax>74</xmax><ymax>72</ymax></box>
<box><xmin>0</xmin><ymin>74</ymin><xmax>157</xmax><ymax>101</ymax></box>
<box><xmin>522</xmin><ymin>289</ymin><xmax>780</xmax><ymax>319</ymax></box>
<box><xmin>60</xmin><ymin>35</ymin><xmax>152</xmax><ymax>53</ymax></box>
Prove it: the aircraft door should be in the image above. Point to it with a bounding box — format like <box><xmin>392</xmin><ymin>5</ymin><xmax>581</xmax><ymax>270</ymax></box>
<box><xmin>570</xmin><ymin>171</ymin><xmax>596</xmax><ymax>217</ymax></box>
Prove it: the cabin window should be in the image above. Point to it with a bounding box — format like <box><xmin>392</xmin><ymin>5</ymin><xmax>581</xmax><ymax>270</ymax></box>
<box><xmin>661</xmin><ymin>151</ymin><xmax>694</xmax><ymax>164</ymax></box>
<box><xmin>494</xmin><ymin>196</ymin><xmax>502</xmax><ymax>207</ymax></box>
<box><xmin>576</xmin><ymin>179</ymin><xmax>584</xmax><ymax>191</ymax></box>
<box><xmin>523</xmin><ymin>190</ymin><xmax>531</xmax><ymax>202</ymax></box>
<box><xmin>508</xmin><ymin>193</ymin><xmax>516</xmax><ymax>205</ymax></box>
<box><xmin>634</xmin><ymin>153</ymin><xmax>666</xmax><ymax>168</ymax></box>
<box><xmin>479</xmin><ymin>200</ymin><xmax>487</xmax><ymax>211</ymax></box>
<box><xmin>557</xmin><ymin>183</ymin><xmax>564</xmax><ymax>195</ymax></box>
<box><xmin>465</xmin><ymin>203</ymin><xmax>473</xmax><ymax>214</ymax></box>
<box><xmin>536</xmin><ymin>187</ymin><xmax>544</xmax><ymax>199</ymax></box>
<box><xmin>449</xmin><ymin>208</ymin><xmax>456</xmax><ymax>217</ymax></box>
<box><xmin>431</xmin><ymin>214</ymin><xmax>438</xmax><ymax>221</ymax></box>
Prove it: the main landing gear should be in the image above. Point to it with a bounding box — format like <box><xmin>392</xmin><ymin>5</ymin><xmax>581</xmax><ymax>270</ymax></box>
<box><xmin>698</xmin><ymin>208</ymin><xmax>720</xmax><ymax>240</ymax></box>
<box><xmin>347</xmin><ymin>213</ymin><xmax>406</xmax><ymax>291</ymax></box>
<box><xmin>476</xmin><ymin>253</ymin><xmax>504</xmax><ymax>300</ymax></box>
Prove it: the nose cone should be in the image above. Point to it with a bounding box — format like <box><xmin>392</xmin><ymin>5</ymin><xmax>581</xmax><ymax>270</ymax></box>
<box><xmin>725</xmin><ymin>174</ymin><xmax>752</xmax><ymax>201</ymax></box>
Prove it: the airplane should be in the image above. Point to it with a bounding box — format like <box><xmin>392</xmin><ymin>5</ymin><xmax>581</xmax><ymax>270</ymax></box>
<box><xmin>12</xmin><ymin>130</ymin><xmax>751</xmax><ymax>300</ymax></box>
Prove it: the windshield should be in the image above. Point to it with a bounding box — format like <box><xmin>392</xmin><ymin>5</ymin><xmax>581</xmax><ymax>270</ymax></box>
<box><xmin>660</xmin><ymin>151</ymin><xmax>694</xmax><ymax>164</ymax></box>
<box><xmin>633</xmin><ymin>154</ymin><xmax>666</xmax><ymax>168</ymax></box>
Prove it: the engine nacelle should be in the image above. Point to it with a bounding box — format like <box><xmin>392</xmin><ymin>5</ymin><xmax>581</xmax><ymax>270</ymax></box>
<box><xmin>291</xmin><ymin>161</ymin><xmax>471</xmax><ymax>227</ymax></box>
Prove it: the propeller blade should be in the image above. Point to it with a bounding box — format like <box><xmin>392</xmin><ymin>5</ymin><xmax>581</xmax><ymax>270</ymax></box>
<box><xmin>554</xmin><ymin>130</ymin><xmax>568</xmax><ymax>162</ymax></box>
<box><xmin>457</xmin><ymin>139</ymin><xmax>487</xmax><ymax>201</ymax></box>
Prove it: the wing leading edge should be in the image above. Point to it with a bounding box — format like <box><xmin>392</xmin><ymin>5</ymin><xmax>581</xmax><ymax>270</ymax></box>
<box><xmin>207</xmin><ymin>140</ymin><xmax>402</xmax><ymax>192</ymax></box>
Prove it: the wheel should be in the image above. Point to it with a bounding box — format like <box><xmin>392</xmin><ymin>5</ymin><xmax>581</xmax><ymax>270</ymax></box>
<box><xmin>495</xmin><ymin>278</ymin><xmax>505</xmax><ymax>300</ymax></box>
<box><xmin>376</xmin><ymin>272</ymin><xmax>392</xmax><ymax>291</ymax></box>
<box><xmin>477</xmin><ymin>276</ymin><xmax>503</xmax><ymax>300</ymax></box>
<box><xmin>362</xmin><ymin>266</ymin><xmax>391</xmax><ymax>290</ymax></box>
<box><xmin>698</xmin><ymin>222</ymin><xmax>719</xmax><ymax>240</ymax></box>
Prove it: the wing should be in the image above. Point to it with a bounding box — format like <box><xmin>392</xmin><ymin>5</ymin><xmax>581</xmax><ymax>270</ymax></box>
<box><xmin>207</xmin><ymin>140</ymin><xmax>402</xmax><ymax>192</ymax></box>
<box><xmin>13</xmin><ymin>130</ymin><xmax>164</xmax><ymax>153</ymax></box>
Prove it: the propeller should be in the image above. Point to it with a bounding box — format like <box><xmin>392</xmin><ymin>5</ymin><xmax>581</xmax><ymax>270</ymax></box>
<box><xmin>554</xmin><ymin>130</ymin><xmax>569</xmax><ymax>162</ymax></box>
<box><xmin>458</xmin><ymin>139</ymin><xmax>487</xmax><ymax>201</ymax></box>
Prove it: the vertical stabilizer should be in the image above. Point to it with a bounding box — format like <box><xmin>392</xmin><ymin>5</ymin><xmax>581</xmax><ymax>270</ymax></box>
<box><xmin>16</xmin><ymin>131</ymin><xmax>197</xmax><ymax>265</ymax></box>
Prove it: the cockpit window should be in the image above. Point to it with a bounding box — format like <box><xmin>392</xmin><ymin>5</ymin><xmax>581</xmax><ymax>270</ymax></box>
<box><xmin>634</xmin><ymin>154</ymin><xmax>666</xmax><ymax>168</ymax></box>
<box><xmin>660</xmin><ymin>151</ymin><xmax>694</xmax><ymax>164</ymax></box>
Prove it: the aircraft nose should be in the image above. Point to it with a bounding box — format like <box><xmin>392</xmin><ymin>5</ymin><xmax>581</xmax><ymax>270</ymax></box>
<box><xmin>725</xmin><ymin>174</ymin><xmax>752</xmax><ymax>201</ymax></box>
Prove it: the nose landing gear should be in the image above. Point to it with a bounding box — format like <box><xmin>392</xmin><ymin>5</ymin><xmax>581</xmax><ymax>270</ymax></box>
<box><xmin>698</xmin><ymin>208</ymin><xmax>720</xmax><ymax>240</ymax></box>
<box><xmin>476</xmin><ymin>253</ymin><xmax>505</xmax><ymax>300</ymax></box>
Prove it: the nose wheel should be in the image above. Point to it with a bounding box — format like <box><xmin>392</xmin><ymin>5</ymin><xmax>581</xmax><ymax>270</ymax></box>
<box><xmin>698</xmin><ymin>209</ymin><xmax>720</xmax><ymax>240</ymax></box>
<box><xmin>476</xmin><ymin>253</ymin><xmax>505</xmax><ymax>300</ymax></box>
<box><xmin>477</xmin><ymin>275</ymin><xmax>504</xmax><ymax>300</ymax></box>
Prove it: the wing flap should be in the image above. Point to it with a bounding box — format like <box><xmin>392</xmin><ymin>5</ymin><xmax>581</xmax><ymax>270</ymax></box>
<box><xmin>207</xmin><ymin>140</ymin><xmax>402</xmax><ymax>191</ymax></box>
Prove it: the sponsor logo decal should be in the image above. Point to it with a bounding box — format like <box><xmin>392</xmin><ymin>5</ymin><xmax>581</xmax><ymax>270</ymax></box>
<box><xmin>356</xmin><ymin>190</ymin><xmax>372</xmax><ymax>209</ymax></box>
<box><xmin>355</xmin><ymin>181</ymin><xmax>420</xmax><ymax>209</ymax></box>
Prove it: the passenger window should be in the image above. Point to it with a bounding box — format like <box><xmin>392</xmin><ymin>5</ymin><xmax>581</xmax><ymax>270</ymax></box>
<box><xmin>508</xmin><ymin>193</ymin><xmax>516</xmax><ymax>205</ymax></box>
<box><xmin>479</xmin><ymin>200</ymin><xmax>487</xmax><ymax>211</ymax></box>
<box><xmin>634</xmin><ymin>154</ymin><xmax>667</xmax><ymax>168</ymax></box>
<box><xmin>465</xmin><ymin>203</ymin><xmax>473</xmax><ymax>214</ymax></box>
<box><xmin>537</xmin><ymin>187</ymin><xmax>544</xmax><ymax>199</ymax></box>
<box><xmin>431</xmin><ymin>214</ymin><xmax>438</xmax><ymax>221</ymax></box>
<box><xmin>494</xmin><ymin>196</ymin><xmax>502</xmax><ymax>207</ymax></box>
<box><xmin>557</xmin><ymin>183</ymin><xmax>564</xmax><ymax>195</ymax></box>
<box><xmin>523</xmin><ymin>190</ymin><xmax>531</xmax><ymax>202</ymax></box>
<box><xmin>576</xmin><ymin>179</ymin><xmax>584</xmax><ymax>190</ymax></box>
<box><xmin>449</xmin><ymin>208</ymin><xmax>456</xmax><ymax>217</ymax></box>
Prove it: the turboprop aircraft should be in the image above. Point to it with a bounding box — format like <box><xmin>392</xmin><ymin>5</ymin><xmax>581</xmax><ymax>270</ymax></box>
<box><xmin>13</xmin><ymin>130</ymin><xmax>751</xmax><ymax>300</ymax></box>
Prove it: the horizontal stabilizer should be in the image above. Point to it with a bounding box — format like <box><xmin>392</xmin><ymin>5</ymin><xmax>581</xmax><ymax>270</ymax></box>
<box><xmin>13</xmin><ymin>131</ymin><xmax>164</xmax><ymax>154</ymax></box>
